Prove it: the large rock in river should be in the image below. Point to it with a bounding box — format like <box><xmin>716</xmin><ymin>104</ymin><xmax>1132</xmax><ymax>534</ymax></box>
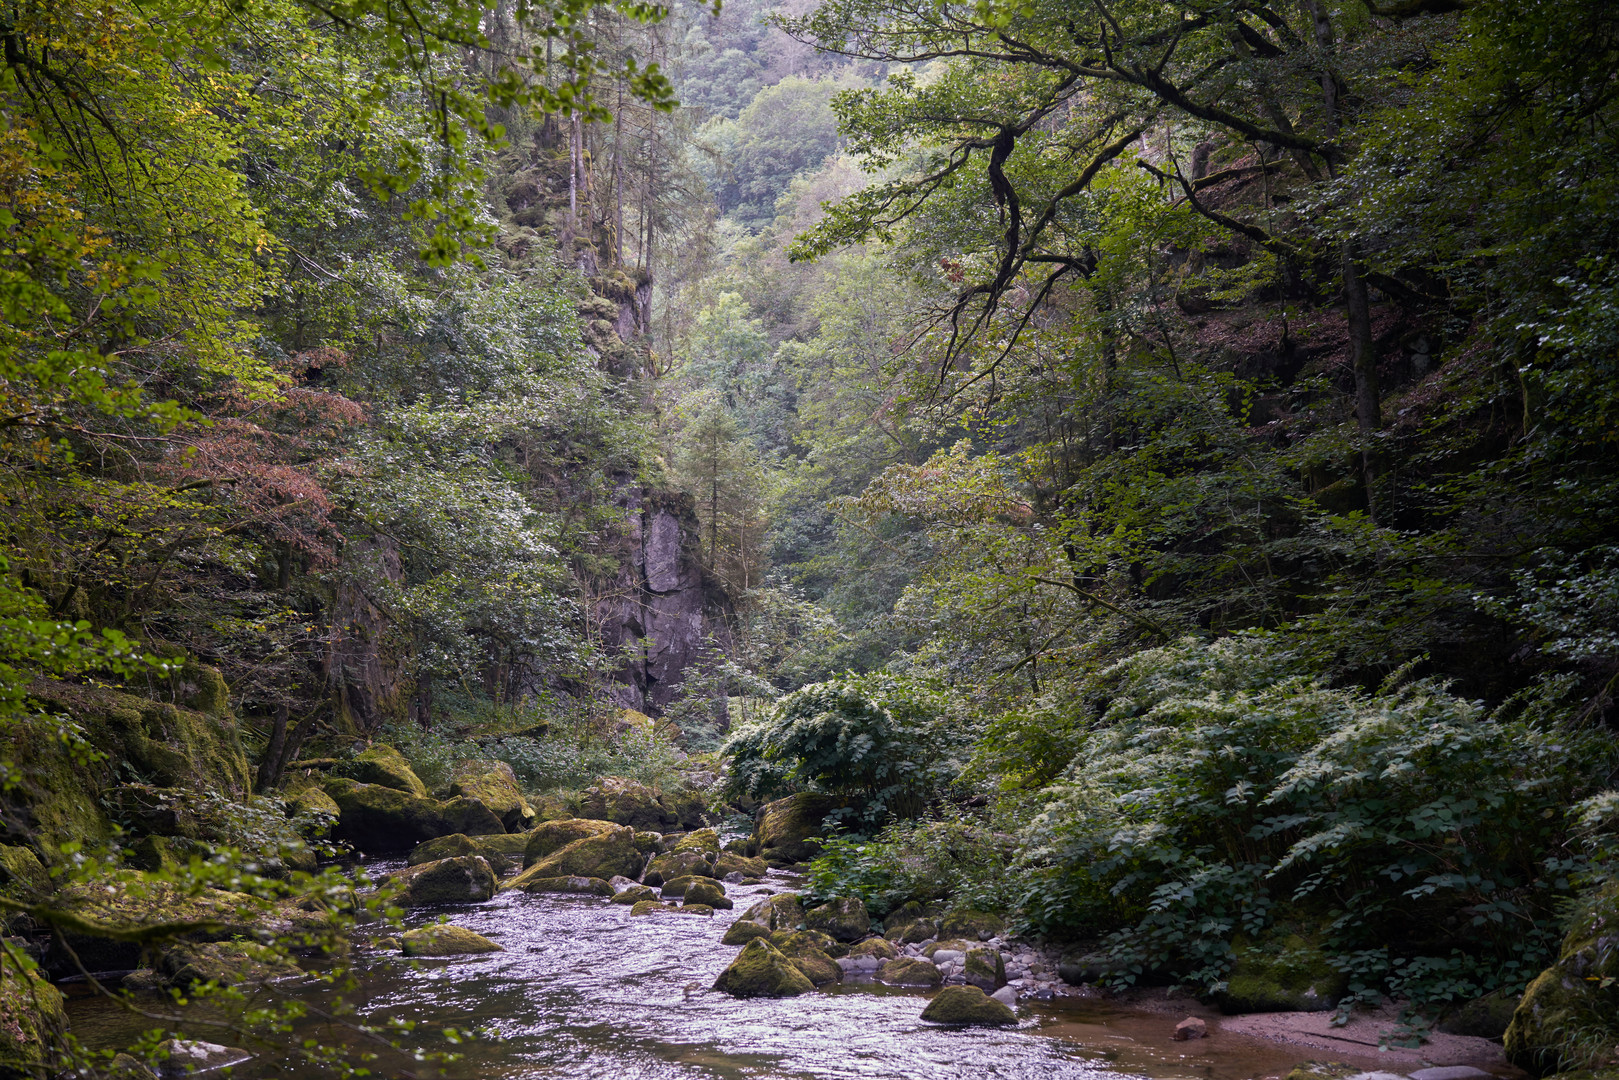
<box><xmin>753</xmin><ymin>793</ymin><xmax>843</xmax><ymax>865</ymax></box>
<box><xmin>505</xmin><ymin>826</ymin><xmax>643</xmax><ymax>889</ymax></box>
<box><xmin>738</xmin><ymin>892</ymin><xmax>804</xmax><ymax>931</ymax></box>
<box><xmin>712</xmin><ymin>939</ymin><xmax>816</xmax><ymax>998</ymax></box>
<box><xmin>643</xmin><ymin>849</ymin><xmax>717</xmax><ymax>887</ymax></box>
<box><xmin>388</xmin><ymin>855</ymin><xmax>498</xmax><ymax>905</ymax></box>
<box><xmin>400</xmin><ymin>924</ymin><xmax>503</xmax><ymax>956</ymax></box>
<box><xmin>805</xmin><ymin>897</ymin><xmax>870</xmax><ymax>942</ymax></box>
<box><xmin>577</xmin><ymin>776</ymin><xmax>675</xmax><ymax>830</ymax></box>
<box><xmin>523</xmin><ymin>819</ymin><xmax>620</xmax><ymax>866</ymax></box>
<box><xmin>323</xmin><ymin>778</ymin><xmax>456</xmax><ymax>851</ymax></box>
<box><xmin>920</xmin><ymin>985</ymin><xmax>1017</xmax><ymax>1025</ymax></box>
<box><xmin>448</xmin><ymin>759</ymin><xmax>534</xmax><ymax>832</ymax></box>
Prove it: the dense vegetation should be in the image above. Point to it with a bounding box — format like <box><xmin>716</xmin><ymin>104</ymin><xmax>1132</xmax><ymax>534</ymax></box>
<box><xmin>3</xmin><ymin>0</ymin><xmax>1619</xmax><ymax>1074</ymax></box>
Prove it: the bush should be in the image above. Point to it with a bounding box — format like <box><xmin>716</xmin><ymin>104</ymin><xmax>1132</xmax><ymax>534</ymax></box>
<box><xmin>804</xmin><ymin>810</ymin><xmax>1018</xmax><ymax>918</ymax></box>
<box><xmin>720</xmin><ymin>671</ymin><xmax>963</xmax><ymax>826</ymax></box>
<box><xmin>1019</xmin><ymin>634</ymin><xmax>1613</xmax><ymax>1012</ymax></box>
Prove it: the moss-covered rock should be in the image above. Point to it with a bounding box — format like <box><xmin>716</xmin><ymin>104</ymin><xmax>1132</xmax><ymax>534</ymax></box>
<box><xmin>407</xmin><ymin>833</ymin><xmax>523</xmax><ymax>873</ymax></box>
<box><xmin>1507</xmin><ymin>883</ymin><xmax>1619</xmax><ymax>1076</ymax></box>
<box><xmin>1281</xmin><ymin>1064</ymin><xmax>1357</xmax><ymax>1080</ymax></box>
<box><xmin>512</xmin><ymin>875</ymin><xmax>614</xmax><ymax>896</ymax></box>
<box><xmin>160</xmin><ymin>942</ymin><xmax>300</xmax><ymax>988</ymax></box>
<box><xmin>753</xmin><ymin>793</ymin><xmax>842</xmax><ymax>865</ymax></box>
<box><xmin>523</xmin><ymin>818</ymin><xmax>619</xmax><ymax>867</ymax></box>
<box><xmin>671</xmin><ymin>828</ymin><xmax>720</xmax><ymax>856</ymax></box>
<box><xmin>740</xmin><ymin>892</ymin><xmax>804</xmax><ymax>931</ymax></box>
<box><xmin>849</xmin><ymin>938</ymin><xmax>899</xmax><ymax>962</ymax></box>
<box><xmin>630</xmin><ymin>899</ymin><xmax>676</xmax><ymax>916</ymax></box>
<box><xmin>922</xmin><ymin>937</ymin><xmax>978</xmax><ymax>958</ymax></box>
<box><xmin>642</xmin><ymin>850</ymin><xmax>716</xmax><ymax>887</ymax></box>
<box><xmin>285</xmin><ymin>784</ymin><xmax>340</xmax><ymax>819</ymax></box>
<box><xmin>768</xmin><ymin>931</ymin><xmax>842</xmax><ymax>986</ymax></box>
<box><xmin>439</xmin><ymin>795</ymin><xmax>505</xmax><ymax>837</ymax></box>
<box><xmin>714</xmin><ymin>852</ymin><xmax>768</xmax><ymax>878</ymax></box>
<box><xmin>666</xmin><ymin>788</ymin><xmax>708</xmax><ymax>831</ymax></box>
<box><xmin>885</xmin><ymin>918</ymin><xmax>937</xmax><ymax>944</ymax></box>
<box><xmin>963</xmin><ymin>946</ymin><xmax>1007</xmax><ymax>991</ymax></box>
<box><xmin>610</xmin><ymin>885</ymin><xmax>659</xmax><ymax>905</ymax></box>
<box><xmin>884</xmin><ymin>900</ymin><xmax>928</xmax><ymax>928</ymax></box>
<box><xmin>939</xmin><ymin>909</ymin><xmax>1004</xmax><ymax>942</ymax></box>
<box><xmin>49</xmin><ymin>874</ymin><xmax>266</xmax><ymax>973</ymax></box>
<box><xmin>0</xmin><ymin>843</ymin><xmax>49</xmax><ymax>897</ymax></box>
<box><xmin>400</xmin><ymin>924</ymin><xmax>503</xmax><ymax>956</ymax></box>
<box><xmin>722</xmin><ymin>920</ymin><xmax>774</xmax><ymax>946</ymax></box>
<box><xmin>805</xmin><ymin>897</ymin><xmax>870</xmax><ymax>942</ymax></box>
<box><xmin>349</xmin><ymin>744</ymin><xmax>427</xmax><ymax>797</ymax></box>
<box><xmin>323</xmin><ymin>778</ymin><xmax>456</xmax><ymax>851</ymax></box>
<box><xmin>154</xmin><ymin>1039</ymin><xmax>252</xmax><ymax>1079</ymax></box>
<box><xmin>879</xmin><ymin>957</ymin><xmax>943</xmax><ymax>988</ymax></box>
<box><xmin>0</xmin><ymin>944</ymin><xmax>67</xmax><ymax>1078</ymax></box>
<box><xmin>633</xmin><ymin>831</ymin><xmax>665</xmax><ymax>854</ymax></box>
<box><xmin>712</xmin><ymin>939</ymin><xmax>816</xmax><ymax>998</ymax></box>
<box><xmin>408</xmin><ymin>833</ymin><xmax>481</xmax><ymax>865</ymax></box>
<box><xmin>1439</xmin><ymin>988</ymin><xmax>1520</xmax><ymax>1039</ymax></box>
<box><xmin>696</xmin><ymin>883</ymin><xmax>738</xmax><ymax>911</ymax></box>
<box><xmin>505</xmin><ymin>826</ymin><xmax>643</xmax><ymax>888</ymax></box>
<box><xmin>681</xmin><ymin>903</ymin><xmax>716</xmax><ymax>916</ymax></box>
<box><xmin>1218</xmin><ymin>934</ymin><xmax>1348</xmax><ymax>1014</ymax></box>
<box><xmin>920</xmin><ymin>985</ymin><xmax>1017</xmax><ymax>1025</ymax></box>
<box><xmin>530</xmin><ymin>794</ymin><xmax>573</xmax><ymax>822</ymax></box>
<box><xmin>390</xmin><ymin>855</ymin><xmax>498</xmax><ymax>905</ymax></box>
<box><xmin>577</xmin><ymin>776</ymin><xmax>674</xmax><ymax>830</ymax></box>
<box><xmin>448</xmin><ymin>760</ymin><xmax>533</xmax><ymax>832</ymax></box>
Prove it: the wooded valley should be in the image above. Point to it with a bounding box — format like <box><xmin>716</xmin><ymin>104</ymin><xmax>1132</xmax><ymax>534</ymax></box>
<box><xmin>2</xmin><ymin>0</ymin><xmax>1617</xmax><ymax>1076</ymax></box>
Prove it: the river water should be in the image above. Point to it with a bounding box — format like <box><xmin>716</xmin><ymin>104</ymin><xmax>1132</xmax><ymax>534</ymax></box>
<box><xmin>63</xmin><ymin>869</ymin><xmax>1373</xmax><ymax>1080</ymax></box>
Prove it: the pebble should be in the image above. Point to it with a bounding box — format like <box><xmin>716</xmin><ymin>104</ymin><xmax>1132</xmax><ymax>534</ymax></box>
<box><xmin>991</xmin><ymin>985</ymin><xmax>1018</xmax><ymax>1007</ymax></box>
<box><xmin>1173</xmin><ymin>1016</ymin><xmax>1207</xmax><ymax>1040</ymax></box>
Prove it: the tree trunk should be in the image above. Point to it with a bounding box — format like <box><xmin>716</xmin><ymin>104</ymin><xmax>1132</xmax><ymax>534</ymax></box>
<box><xmin>1343</xmin><ymin>244</ymin><xmax>1382</xmax><ymax>519</ymax></box>
<box><xmin>256</xmin><ymin>704</ymin><xmax>290</xmax><ymax>792</ymax></box>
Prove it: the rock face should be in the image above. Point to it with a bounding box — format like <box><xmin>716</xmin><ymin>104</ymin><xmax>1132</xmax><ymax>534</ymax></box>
<box><xmin>805</xmin><ymin>897</ymin><xmax>870</xmax><ymax>942</ymax></box>
<box><xmin>400</xmin><ymin>924</ymin><xmax>503</xmax><ymax>956</ymax></box>
<box><xmin>391</xmin><ymin>855</ymin><xmax>498</xmax><ymax>905</ymax></box>
<box><xmin>448</xmin><ymin>760</ymin><xmax>534</xmax><ymax>831</ymax></box>
<box><xmin>712</xmin><ymin>939</ymin><xmax>816</xmax><ymax>998</ymax></box>
<box><xmin>348</xmin><ymin>744</ymin><xmax>427</xmax><ymax>796</ymax></box>
<box><xmin>506</xmin><ymin>826</ymin><xmax>643</xmax><ymax>887</ymax></box>
<box><xmin>1506</xmin><ymin>883</ymin><xmax>1619</xmax><ymax>1075</ymax></box>
<box><xmin>595</xmin><ymin>493</ymin><xmax>723</xmax><ymax>714</ymax></box>
<box><xmin>0</xmin><ymin>951</ymin><xmax>67</xmax><ymax>1077</ymax></box>
<box><xmin>920</xmin><ymin>985</ymin><xmax>1018</xmax><ymax>1026</ymax></box>
<box><xmin>754</xmin><ymin>793</ymin><xmax>843</xmax><ymax>865</ymax></box>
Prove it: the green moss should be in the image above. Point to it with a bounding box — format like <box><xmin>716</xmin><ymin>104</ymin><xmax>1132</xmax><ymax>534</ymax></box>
<box><xmin>885</xmin><ymin>918</ymin><xmax>936</xmax><ymax>944</ymax></box>
<box><xmin>714</xmin><ymin>852</ymin><xmax>767</xmax><ymax>878</ymax></box>
<box><xmin>577</xmin><ymin>776</ymin><xmax>674</xmax><ymax>830</ymax></box>
<box><xmin>712</xmin><ymin>939</ymin><xmax>816</xmax><ymax>998</ymax></box>
<box><xmin>350</xmin><ymin>745</ymin><xmax>428</xmax><ymax>797</ymax></box>
<box><xmin>754</xmin><ymin>793</ymin><xmax>841</xmax><ymax>865</ymax></box>
<box><xmin>160</xmin><ymin>942</ymin><xmax>300</xmax><ymax>987</ymax></box>
<box><xmin>630</xmin><ymin>899</ymin><xmax>672</xmax><ymax>916</ymax></box>
<box><xmin>805</xmin><ymin>897</ymin><xmax>869</xmax><ymax>942</ymax></box>
<box><xmin>643</xmin><ymin>850</ymin><xmax>715</xmax><ymax>887</ymax></box>
<box><xmin>1507</xmin><ymin>883</ymin><xmax>1619</xmax><ymax>1075</ymax></box>
<box><xmin>739</xmin><ymin>892</ymin><xmax>803</xmax><ymax>931</ymax></box>
<box><xmin>409</xmin><ymin>834</ymin><xmax>481</xmax><ymax>865</ymax></box>
<box><xmin>0</xmin><ymin>844</ymin><xmax>48</xmax><ymax>897</ymax></box>
<box><xmin>681</xmin><ymin>903</ymin><xmax>716</xmax><ymax>916</ymax></box>
<box><xmin>849</xmin><ymin>938</ymin><xmax>899</xmax><ymax>961</ymax></box>
<box><xmin>671</xmin><ymin>828</ymin><xmax>719</xmax><ymax>856</ymax></box>
<box><xmin>610</xmin><ymin>885</ymin><xmax>659</xmax><ymax>905</ymax></box>
<box><xmin>400</xmin><ymin>924</ymin><xmax>503</xmax><ymax>956</ymax></box>
<box><xmin>323</xmin><ymin>778</ymin><xmax>456</xmax><ymax>852</ymax></box>
<box><xmin>920</xmin><ymin>985</ymin><xmax>1016</xmax><ymax>1026</ymax></box>
<box><xmin>963</xmin><ymin>946</ymin><xmax>1007</xmax><ymax>991</ymax></box>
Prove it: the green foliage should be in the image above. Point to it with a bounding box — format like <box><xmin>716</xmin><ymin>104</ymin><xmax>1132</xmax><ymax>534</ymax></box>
<box><xmin>699</xmin><ymin>77</ymin><xmax>843</xmax><ymax>230</ymax></box>
<box><xmin>721</xmin><ymin>670</ymin><xmax>961</xmax><ymax>824</ymax></box>
<box><xmin>1019</xmin><ymin>635</ymin><xmax>1611</xmax><ymax>1011</ymax></box>
<box><xmin>804</xmin><ymin>811</ymin><xmax>1018</xmax><ymax>918</ymax></box>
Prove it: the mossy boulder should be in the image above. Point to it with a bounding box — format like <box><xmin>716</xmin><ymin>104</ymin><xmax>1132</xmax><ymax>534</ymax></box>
<box><xmin>666</xmin><ymin>789</ymin><xmax>708</xmax><ymax>831</ymax></box>
<box><xmin>633</xmin><ymin>831</ymin><xmax>665</xmax><ymax>854</ymax></box>
<box><xmin>400</xmin><ymin>924</ymin><xmax>503</xmax><ymax>956</ymax></box>
<box><xmin>920</xmin><ymin>985</ymin><xmax>1017</xmax><ymax>1026</ymax></box>
<box><xmin>963</xmin><ymin>946</ymin><xmax>1007</xmax><ymax>991</ymax></box>
<box><xmin>285</xmin><ymin>784</ymin><xmax>340</xmax><ymax>819</ymax></box>
<box><xmin>0</xmin><ymin>944</ymin><xmax>67</xmax><ymax>1078</ymax></box>
<box><xmin>505</xmin><ymin>826</ymin><xmax>643</xmax><ymax>888</ymax></box>
<box><xmin>885</xmin><ymin>900</ymin><xmax>928</xmax><ymax>928</ymax></box>
<box><xmin>922</xmin><ymin>938</ymin><xmax>978</xmax><ymax>958</ymax></box>
<box><xmin>630</xmin><ymin>899</ymin><xmax>676</xmax><ymax>916</ymax></box>
<box><xmin>323</xmin><ymin>778</ymin><xmax>456</xmax><ymax>851</ymax></box>
<box><xmin>1507</xmin><ymin>882</ymin><xmax>1619</xmax><ymax>1076</ymax></box>
<box><xmin>722</xmin><ymin>920</ymin><xmax>774</xmax><ymax>946</ymax></box>
<box><xmin>448</xmin><ymin>760</ymin><xmax>533</xmax><ymax>832</ymax></box>
<box><xmin>739</xmin><ymin>892</ymin><xmax>804</xmax><ymax>931</ymax></box>
<box><xmin>643</xmin><ymin>850</ymin><xmax>716</xmax><ymax>887</ymax></box>
<box><xmin>160</xmin><ymin>942</ymin><xmax>300</xmax><ymax>988</ymax></box>
<box><xmin>671</xmin><ymin>828</ymin><xmax>720</xmax><ymax>856</ymax></box>
<box><xmin>577</xmin><ymin>776</ymin><xmax>674</xmax><ymax>830</ymax></box>
<box><xmin>348</xmin><ymin>745</ymin><xmax>427</xmax><ymax>796</ymax></box>
<box><xmin>610</xmin><ymin>884</ymin><xmax>659</xmax><ymax>905</ymax></box>
<box><xmin>48</xmin><ymin>874</ymin><xmax>265</xmax><ymax>973</ymax></box>
<box><xmin>390</xmin><ymin>855</ymin><xmax>498</xmax><ymax>905</ymax></box>
<box><xmin>769</xmin><ymin>931</ymin><xmax>842</xmax><ymax>985</ymax></box>
<box><xmin>939</xmin><ymin>909</ymin><xmax>1004</xmax><ymax>942</ymax></box>
<box><xmin>714</xmin><ymin>852</ymin><xmax>768</xmax><ymax>878</ymax></box>
<box><xmin>753</xmin><ymin>793</ymin><xmax>842</xmax><ymax>865</ymax></box>
<box><xmin>1218</xmin><ymin>934</ymin><xmax>1348</xmax><ymax>1014</ymax></box>
<box><xmin>1438</xmin><ymin>988</ymin><xmax>1520</xmax><ymax>1039</ymax></box>
<box><xmin>513</xmin><ymin>875</ymin><xmax>614</xmax><ymax>897</ymax></box>
<box><xmin>879</xmin><ymin>957</ymin><xmax>943</xmax><ymax>988</ymax></box>
<box><xmin>682</xmin><ymin>903</ymin><xmax>716</xmax><ymax>916</ymax></box>
<box><xmin>712</xmin><ymin>939</ymin><xmax>816</xmax><ymax>998</ymax></box>
<box><xmin>805</xmin><ymin>896</ymin><xmax>871</xmax><ymax>943</ymax></box>
<box><xmin>523</xmin><ymin>818</ymin><xmax>619</xmax><ymax>866</ymax></box>
<box><xmin>439</xmin><ymin>795</ymin><xmax>505</xmax><ymax>837</ymax></box>
<box><xmin>0</xmin><ymin>843</ymin><xmax>49</xmax><ymax>897</ymax></box>
<box><xmin>408</xmin><ymin>833</ymin><xmax>523</xmax><ymax>873</ymax></box>
<box><xmin>849</xmin><ymin>938</ymin><xmax>899</xmax><ymax>962</ymax></box>
<box><xmin>530</xmin><ymin>794</ymin><xmax>573</xmax><ymax>822</ymax></box>
<box><xmin>885</xmin><ymin>918</ymin><xmax>937</xmax><ymax>944</ymax></box>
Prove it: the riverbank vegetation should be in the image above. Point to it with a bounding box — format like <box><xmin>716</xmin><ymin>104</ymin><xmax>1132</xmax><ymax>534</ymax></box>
<box><xmin>3</xmin><ymin>0</ymin><xmax>1619</xmax><ymax>1075</ymax></box>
